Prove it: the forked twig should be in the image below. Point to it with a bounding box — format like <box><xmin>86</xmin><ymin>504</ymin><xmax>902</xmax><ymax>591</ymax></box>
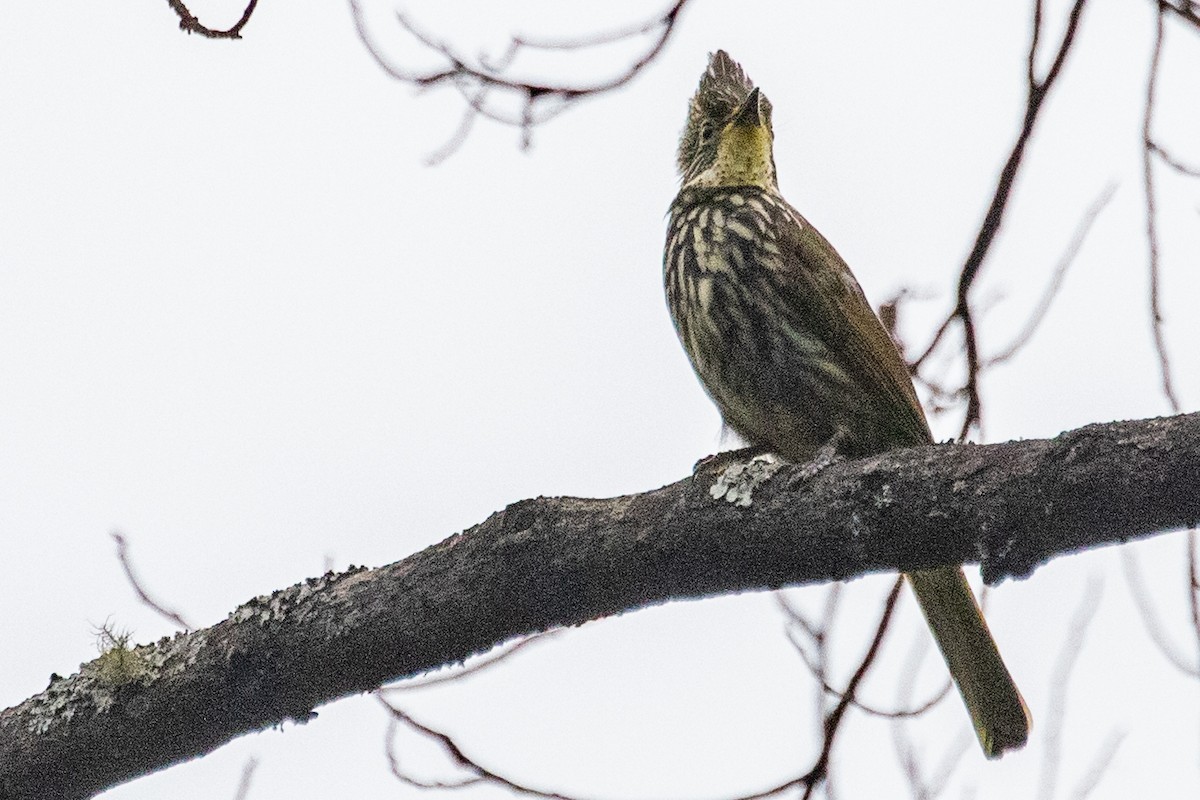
<box><xmin>912</xmin><ymin>0</ymin><xmax>1093</xmax><ymax>439</ymax></box>
<box><xmin>986</xmin><ymin>183</ymin><xmax>1117</xmax><ymax>367</ymax></box>
<box><xmin>348</xmin><ymin>0</ymin><xmax>693</xmax><ymax>159</ymax></box>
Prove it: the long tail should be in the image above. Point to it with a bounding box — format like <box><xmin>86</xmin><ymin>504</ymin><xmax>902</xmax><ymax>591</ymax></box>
<box><xmin>906</xmin><ymin>567</ymin><xmax>1031</xmax><ymax>758</ymax></box>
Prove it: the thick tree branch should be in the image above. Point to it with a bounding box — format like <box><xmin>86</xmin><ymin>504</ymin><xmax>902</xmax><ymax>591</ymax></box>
<box><xmin>3</xmin><ymin>412</ymin><xmax>1200</xmax><ymax>800</ymax></box>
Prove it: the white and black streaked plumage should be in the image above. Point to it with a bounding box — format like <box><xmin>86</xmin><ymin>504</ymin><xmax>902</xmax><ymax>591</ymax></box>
<box><xmin>666</xmin><ymin>52</ymin><xmax>929</xmax><ymax>460</ymax></box>
<box><xmin>663</xmin><ymin>50</ymin><xmax>1030</xmax><ymax>758</ymax></box>
<box><xmin>665</xmin><ymin>183</ymin><xmax>932</xmax><ymax>459</ymax></box>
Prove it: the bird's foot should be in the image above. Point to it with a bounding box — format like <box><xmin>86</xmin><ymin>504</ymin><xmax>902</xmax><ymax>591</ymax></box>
<box><xmin>797</xmin><ymin>442</ymin><xmax>843</xmax><ymax>479</ymax></box>
<box><xmin>786</xmin><ymin>435</ymin><xmax>847</xmax><ymax>488</ymax></box>
<box><xmin>692</xmin><ymin>444</ymin><xmax>771</xmax><ymax>475</ymax></box>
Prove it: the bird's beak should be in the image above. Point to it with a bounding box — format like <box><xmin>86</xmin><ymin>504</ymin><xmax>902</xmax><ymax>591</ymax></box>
<box><xmin>731</xmin><ymin>87</ymin><xmax>765</xmax><ymax>129</ymax></box>
<box><xmin>695</xmin><ymin>84</ymin><xmax>776</xmax><ymax>191</ymax></box>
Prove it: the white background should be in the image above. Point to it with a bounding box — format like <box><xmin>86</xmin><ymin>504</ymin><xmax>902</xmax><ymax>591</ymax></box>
<box><xmin>2</xmin><ymin>1</ymin><xmax>1199</xmax><ymax>798</ymax></box>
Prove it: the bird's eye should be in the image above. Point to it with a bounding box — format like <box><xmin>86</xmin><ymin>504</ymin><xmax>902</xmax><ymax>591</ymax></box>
<box><xmin>698</xmin><ymin>120</ymin><xmax>715</xmax><ymax>143</ymax></box>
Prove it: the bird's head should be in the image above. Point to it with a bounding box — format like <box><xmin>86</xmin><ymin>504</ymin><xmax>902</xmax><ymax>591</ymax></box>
<box><xmin>676</xmin><ymin>51</ymin><xmax>778</xmax><ymax>192</ymax></box>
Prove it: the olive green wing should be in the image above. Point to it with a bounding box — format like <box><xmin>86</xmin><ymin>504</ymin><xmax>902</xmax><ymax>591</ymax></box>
<box><xmin>770</xmin><ymin>199</ymin><xmax>933</xmax><ymax>452</ymax></box>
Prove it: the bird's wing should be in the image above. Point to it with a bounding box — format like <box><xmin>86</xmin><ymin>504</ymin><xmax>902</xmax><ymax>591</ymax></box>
<box><xmin>769</xmin><ymin>199</ymin><xmax>934</xmax><ymax>451</ymax></box>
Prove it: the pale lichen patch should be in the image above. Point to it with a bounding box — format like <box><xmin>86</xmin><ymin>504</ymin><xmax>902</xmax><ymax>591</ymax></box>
<box><xmin>228</xmin><ymin>567</ymin><xmax>367</xmax><ymax>627</ymax></box>
<box><xmin>25</xmin><ymin>636</ymin><xmax>158</xmax><ymax>735</ymax></box>
<box><xmin>709</xmin><ymin>452</ymin><xmax>783</xmax><ymax>507</ymax></box>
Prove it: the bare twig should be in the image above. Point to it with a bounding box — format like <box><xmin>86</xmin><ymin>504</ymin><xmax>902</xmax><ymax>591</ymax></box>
<box><xmin>1160</xmin><ymin>0</ymin><xmax>1200</xmax><ymax>29</ymax></box>
<box><xmin>379</xmin><ymin>630</ymin><xmax>561</xmax><ymax>691</ymax></box>
<box><xmin>1120</xmin><ymin>547</ymin><xmax>1199</xmax><ymax>676</ymax></box>
<box><xmin>165</xmin><ymin>0</ymin><xmax>258</xmax><ymax>39</ymax></box>
<box><xmin>913</xmin><ymin>0</ymin><xmax>1093</xmax><ymax>439</ymax></box>
<box><xmin>377</xmin><ymin>630</ymin><xmax>569</xmax><ymax>793</ymax></box>
<box><xmin>780</xmin><ymin>585</ymin><xmax>950</xmax><ymax>720</ymax></box>
<box><xmin>423</xmin><ymin>88</ymin><xmax>487</xmax><ymax>167</ymax></box>
<box><xmin>383</xmin><ymin>715</ymin><xmax>479</xmax><ymax>790</ymax></box>
<box><xmin>232</xmin><ymin>756</ymin><xmax>259</xmax><ymax>800</ymax></box>
<box><xmin>1140</xmin><ymin>0</ymin><xmax>1200</xmax><ymax>708</ymax></box>
<box><xmin>348</xmin><ymin>0</ymin><xmax>693</xmax><ymax>159</ymax></box>
<box><xmin>778</xmin><ymin>586</ymin><xmax>840</xmax><ymax>726</ymax></box>
<box><xmin>376</xmin><ymin>580</ymin><xmax>905</xmax><ymax>800</ymax></box>
<box><xmin>1036</xmin><ymin>578</ymin><xmax>1103</xmax><ymax>800</ymax></box>
<box><xmin>768</xmin><ymin>578</ymin><xmax>907</xmax><ymax>800</ymax></box>
<box><xmin>782</xmin><ymin>618</ymin><xmax>952</xmax><ymax>721</ymax></box>
<box><xmin>894</xmin><ymin>725</ymin><xmax>971</xmax><ymax>800</ymax></box>
<box><xmin>986</xmin><ymin>183</ymin><xmax>1117</xmax><ymax>367</ymax></box>
<box><xmin>1068</xmin><ymin>730</ymin><xmax>1125</xmax><ymax>800</ymax></box>
<box><xmin>381</xmin><ymin>700</ymin><xmax>588</xmax><ymax>799</ymax></box>
<box><xmin>777</xmin><ymin>587</ymin><xmax>840</xmax><ymax>646</ymax></box>
<box><xmin>1148</xmin><ymin>141</ymin><xmax>1200</xmax><ymax>177</ymax></box>
<box><xmin>891</xmin><ymin>634</ymin><xmax>969</xmax><ymax>800</ymax></box>
<box><xmin>111</xmin><ymin>531</ymin><xmax>194</xmax><ymax>631</ymax></box>
<box><xmin>1190</xmin><ymin>528</ymin><xmax>1200</xmax><ymax>673</ymax></box>
<box><xmin>1140</xmin><ymin>5</ymin><xmax>1182</xmax><ymax>413</ymax></box>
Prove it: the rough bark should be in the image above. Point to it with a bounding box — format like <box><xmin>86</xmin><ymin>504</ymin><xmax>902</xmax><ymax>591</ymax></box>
<box><xmin>2</xmin><ymin>412</ymin><xmax>1198</xmax><ymax>800</ymax></box>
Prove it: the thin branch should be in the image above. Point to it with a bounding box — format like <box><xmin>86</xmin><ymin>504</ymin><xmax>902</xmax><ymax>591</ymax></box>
<box><xmin>381</xmin><ymin>700</ymin><xmax>586</xmax><ymax>799</ymax></box>
<box><xmin>111</xmin><ymin>531</ymin><xmax>194</xmax><ymax>631</ymax></box>
<box><xmin>380</xmin><ymin>631</ymin><xmax>561</xmax><ymax>691</ymax></box>
<box><xmin>913</xmin><ymin>0</ymin><xmax>1093</xmax><ymax>439</ymax></box>
<box><xmin>955</xmin><ymin>0</ymin><xmax>1091</xmax><ymax>438</ymax></box>
<box><xmin>890</xmin><ymin>610</ymin><xmax>969</xmax><ymax>800</ymax></box>
<box><xmin>986</xmin><ymin>183</ymin><xmax>1117</xmax><ymax>367</ymax></box>
<box><xmin>719</xmin><ymin>580</ymin><xmax>909</xmax><ymax>800</ymax></box>
<box><xmin>778</xmin><ymin>586</ymin><xmax>843</xmax><ymax>730</ymax></box>
<box><xmin>782</xmin><ymin>620</ymin><xmax>951</xmax><ymax>720</ymax></box>
<box><xmin>383</xmin><ymin>715</ymin><xmax>481</xmax><ymax>790</ymax></box>
<box><xmin>911</xmin><ymin>315</ymin><xmax>954</xmax><ymax>373</ymax></box>
<box><xmin>1028</xmin><ymin>0</ymin><xmax>1045</xmax><ymax>88</ymax></box>
<box><xmin>165</xmin><ymin>0</ymin><xmax>258</xmax><ymax>39</ymax></box>
<box><xmin>376</xmin><ymin>583</ymin><xmax>905</xmax><ymax>800</ymax></box>
<box><xmin>348</xmin><ymin>0</ymin><xmax>692</xmax><ymax>158</ymax></box>
<box><xmin>1189</xmin><ymin>529</ymin><xmax>1200</xmax><ymax>672</ymax></box>
<box><xmin>894</xmin><ymin>723</ymin><xmax>971</xmax><ymax>800</ymax></box>
<box><xmin>1036</xmin><ymin>578</ymin><xmax>1103</xmax><ymax>800</ymax></box>
<box><xmin>1068</xmin><ymin>730</ymin><xmax>1126</xmax><ymax>800</ymax></box>
<box><xmin>1148</xmin><ymin>141</ymin><xmax>1200</xmax><ymax>177</ymax></box>
<box><xmin>1120</xmin><ymin>547</ymin><xmax>1199</xmax><ymax>676</ymax></box>
<box><xmin>777</xmin><ymin>588</ymin><xmax>839</xmax><ymax>646</ymax></box>
<box><xmin>232</xmin><ymin>757</ymin><xmax>259</xmax><ymax>800</ymax></box>
<box><xmin>1141</xmin><ymin>5</ymin><xmax>1182</xmax><ymax>413</ymax></box>
<box><xmin>801</xmin><ymin>577</ymin><xmax>905</xmax><ymax>799</ymax></box>
<box><xmin>1160</xmin><ymin>0</ymin><xmax>1200</xmax><ymax>30</ymax></box>
<box><xmin>1139</xmin><ymin>1</ymin><xmax>1199</xmax><ymax>691</ymax></box>
<box><xmin>424</xmin><ymin>90</ymin><xmax>486</xmax><ymax>167</ymax></box>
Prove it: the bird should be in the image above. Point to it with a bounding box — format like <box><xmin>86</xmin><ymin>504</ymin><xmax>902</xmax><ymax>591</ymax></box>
<box><xmin>663</xmin><ymin>50</ymin><xmax>1030</xmax><ymax>758</ymax></box>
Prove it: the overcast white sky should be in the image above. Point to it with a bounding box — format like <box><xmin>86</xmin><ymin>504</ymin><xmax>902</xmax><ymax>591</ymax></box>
<box><xmin>3</xmin><ymin>1</ymin><xmax>1200</xmax><ymax>798</ymax></box>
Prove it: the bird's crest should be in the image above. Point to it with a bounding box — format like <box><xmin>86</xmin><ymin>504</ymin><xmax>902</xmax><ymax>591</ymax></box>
<box><xmin>677</xmin><ymin>51</ymin><xmax>776</xmax><ymax>190</ymax></box>
<box><xmin>677</xmin><ymin>51</ymin><xmax>761</xmax><ymax>178</ymax></box>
